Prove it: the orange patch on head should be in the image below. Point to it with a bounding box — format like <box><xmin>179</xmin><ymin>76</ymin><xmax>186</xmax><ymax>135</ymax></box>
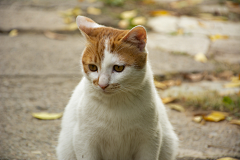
<box><xmin>78</xmin><ymin>16</ymin><xmax>147</xmax><ymax>73</ymax></box>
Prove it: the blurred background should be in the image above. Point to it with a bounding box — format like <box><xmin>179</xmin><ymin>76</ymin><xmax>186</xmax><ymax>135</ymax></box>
<box><xmin>0</xmin><ymin>0</ymin><xmax>239</xmax><ymax>159</ymax></box>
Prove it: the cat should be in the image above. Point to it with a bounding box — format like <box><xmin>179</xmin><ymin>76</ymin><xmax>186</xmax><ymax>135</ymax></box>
<box><xmin>56</xmin><ymin>15</ymin><xmax>178</xmax><ymax>160</ymax></box>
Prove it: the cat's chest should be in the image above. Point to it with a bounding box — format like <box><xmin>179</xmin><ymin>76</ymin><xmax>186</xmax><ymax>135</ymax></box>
<box><xmin>77</xmin><ymin>94</ymin><xmax>152</xmax><ymax>131</ymax></box>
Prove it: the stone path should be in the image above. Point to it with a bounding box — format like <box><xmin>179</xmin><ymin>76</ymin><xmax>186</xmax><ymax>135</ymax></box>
<box><xmin>0</xmin><ymin>0</ymin><xmax>239</xmax><ymax>159</ymax></box>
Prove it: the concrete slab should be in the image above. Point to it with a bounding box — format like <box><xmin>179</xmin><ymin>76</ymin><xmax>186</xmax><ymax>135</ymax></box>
<box><xmin>208</xmin><ymin>39</ymin><xmax>240</xmax><ymax>64</ymax></box>
<box><xmin>179</xmin><ymin>16</ymin><xmax>240</xmax><ymax>37</ymax></box>
<box><xmin>0</xmin><ymin>8</ymin><xmax>66</xmax><ymax>31</ymax></box>
<box><xmin>147</xmin><ymin>16</ymin><xmax>178</xmax><ymax>33</ymax></box>
<box><xmin>0</xmin><ymin>33</ymin><xmax>84</xmax><ymax>75</ymax></box>
<box><xmin>147</xmin><ymin>48</ymin><xmax>215</xmax><ymax>75</ymax></box>
<box><xmin>147</xmin><ymin>33</ymin><xmax>210</xmax><ymax>55</ymax></box>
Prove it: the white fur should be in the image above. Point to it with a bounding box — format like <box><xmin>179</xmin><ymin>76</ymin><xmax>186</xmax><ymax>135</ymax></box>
<box><xmin>76</xmin><ymin>16</ymin><xmax>103</xmax><ymax>29</ymax></box>
<box><xmin>57</xmin><ymin>39</ymin><xmax>178</xmax><ymax>160</ymax></box>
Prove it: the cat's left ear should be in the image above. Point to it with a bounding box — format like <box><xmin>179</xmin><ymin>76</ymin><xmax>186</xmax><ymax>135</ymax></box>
<box><xmin>76</xmin><ymin>16</ymin><xmax>103</xmax><ymax>39</ymax></box>
<box><xmin>122</xmin><ymin>26</ymin><xmax>147</xmax><ymax>52</ymax></box>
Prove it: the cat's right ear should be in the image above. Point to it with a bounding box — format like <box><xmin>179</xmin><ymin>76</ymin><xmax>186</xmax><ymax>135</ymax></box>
<box><xmin>76</xmin><ymin>16</ymin><xmax>102</xmax><ymax>39</ymax></box>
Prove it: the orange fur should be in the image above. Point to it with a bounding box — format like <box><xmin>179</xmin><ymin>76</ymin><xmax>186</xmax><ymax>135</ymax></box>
<box><xmin>82</xmin><ymin>27</ymin><xmax>147</xmax><ymax>74</ymax></box>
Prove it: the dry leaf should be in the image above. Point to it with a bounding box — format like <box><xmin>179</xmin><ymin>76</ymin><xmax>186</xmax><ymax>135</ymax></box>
<box><xmin>224</xmin><ymin>81</ymin><xmax>240</xmax><ymax>88</ymax></box>
<box><xmin>44</xmin><ymin>31</ymin><xmax>66</xmax><ymax>40</ymax></box>
<box><xmin>167</xmin><ymin>104</ymin><xmax>185</xmax><ymax>112</ymax></box>
<box><xmin>9</xmin><ymin>29</ymin><xmax>18</xmax><ymax>37</ymax></box>
<box><xmin>185</xmin><ymin>73</ymin><xmax>203</xmax><ymax>82</ymax></box>
<box><xmin>150</xmin><ymin>10</ymin><xmax>172</xmax><ymax>16</ymax></box>
<box><xmin>171</xmin><ymin>0</ymin><xmax>203</xmax><ymax>9</ymax></box>
<box><xmin>203</xmin><ymin>111</ymin><xmax>226</xmax><ymax>122</ymax></box>
<box><xmin>118</xmin><ymin>20</ymin><xmax>129</xmax><ymax>29</ymax></box>
<box><xmin>120</xmin><ymin>10</ymin><xmax>137</xmax><ymax>20</ymax></box>
<box><xmin>32</xmin><ymin>112</ymin><xmax>63</xmax><ymax>120</ymax></box>
<box><xmin>161</xmin><ymin>80</ymin><xmax>182</xmax><ymax>87</ymax></box>
<box><xmin>64</xmin><ymin>17</ymin><xmax>73</xmax><ymax>24</ymax></box>
<box><xmin>194</xmin><ymin>53</ymin><xmax>207</xmax><ymax>63</ymax></box>
<box><xmin>230</xmin><ymin>119</ymin><xmax>240</xmax><ymax>126</ymax></box>
<box><xmin>217</xmin><ymin>157</ymin><xmax>238</xmax><ymax>160</ymax></box>
<box><xmin>132</xmin><ymin>17</ymin><xmax>147</xmax><ymax>25</ymax></box>
<box><xmin>209</xmin><ymin>34</ymin><xmax>229</xmax><ymax>42</ymax></box>
<box><xmin>87</xmin><ymin>7</ymin><xmax>101</xmax><ymax>15</ymax></box>
<box><xmin>63</xmin><ymin>23</ymin><xmax>78</xmax><ymax>31</ymax></box>
<box><xmin>192</xmin><ymin>116</ymin><xmax>203</xmax><ymax>123</ymax></box>
<box><xmin>161</xmin><ymin>97</ymin><xmax>175</xmax><ymax>104</ymax></box>
<box><xmin>154</xmin><ymin>81</ymin><xmax>168</xmax><ymax>89</ymax></box>
<box><xmin>60</xmin><ymin>7</ymin><xmax>82</xmax><ymax>17</ymax></box>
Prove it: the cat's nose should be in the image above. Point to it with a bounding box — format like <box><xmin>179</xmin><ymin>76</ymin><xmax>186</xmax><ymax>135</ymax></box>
<box><xmin>99</xmin><ymin>84</ymin><xmax>109</xmax><ymax>90</ymax></box>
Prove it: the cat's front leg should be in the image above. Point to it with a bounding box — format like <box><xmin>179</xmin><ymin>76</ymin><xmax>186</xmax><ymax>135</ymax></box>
<box><xmin>73</xmin><ymin>126</ymin><xmax>100</xmax><ymax>160</ymax></box>
<box><xmin>134</xmin><ymin>135</ymin><xmax>161</xmax><ymax>160</ymax></box>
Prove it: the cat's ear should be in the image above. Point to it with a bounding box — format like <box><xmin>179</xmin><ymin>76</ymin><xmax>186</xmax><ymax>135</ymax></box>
<box><xmin>122</xmin><ymin>26</ymin><xmax>147</xmax><ymax>52</ymax></box>
<box><xmin>76</xmin><ymin>16</ymin><xmax>102</xmax><ymax>39</ymax></box>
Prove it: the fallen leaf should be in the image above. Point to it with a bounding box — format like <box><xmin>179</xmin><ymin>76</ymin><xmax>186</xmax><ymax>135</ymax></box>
<box><xmin>198</xmin><ymin>21</ymin><xmax>206</xmax><ymax>28</ymax></box>
<box><xmin>171</xmin><ymin>0</ymin><xmax>203</xmax><ymax>9</ymax></box>
<box><xmin>60</xmin><ymin>7</ymin><xmax>82</xmax><ymax>17</ymax></box>
<box><xmin>132</xmin><ymin>17</ymin><xmax>147</xmax><ymax>25</ymax></box>
<box><xmin>120</xmin><ymin>10</ymin><xmax>137</xmax><ymax>20</ymax></box>
<box><xmin>63</xmin><ymin>22</ymin><xmax>78</xmax><ymax>31</ymax></box>
<box><xmin>44</xmin><ymin>31</ymin><xmax>66</xmax><ymax>40</ymax></box>
<box><xmin>72</xmin><ymin>7</ymin><xmax>82</xmax><ymax>16</ymax></box>
<box><xmin>167</xmin><ymin>104</ymin><xmax>185</xmax><ymax>112</ymax></box>
<box><xmin>63</xmin><ymin>17</ymin><xmax>73</xmax><ymax>24</ymax></box>
<box><xmin>154</xmin><ymin>81</ymin><xmax>168</xmax><ymax>89</ymax></box>
<box><xmin>217</xmin><ymin>157</ymin><xmax>238</xmax><ymax>160</ymax></box>
<box><xmin>209</xmin><ymin>34</ymin><xmax>229</xmax><ymax>42</ymax></box>
<box><xmin>185</xmin><ymin>73</ymin><xmax>203</xmax><ymax>82</ymax></box>
<box><xmin>32</xmin><ymin>112</ymin><xmax>63</xmax><ymax>120</ymax></box>
<box><xmin>224</xmin><ymin>81</ymin><xmax>240</xmax><ymax>88</ymax></box>
<box><xmin>31</xmin><ymin>151</ymin><xmax>42</xmax><ymax>154</ymax></box>
<box><xmin>203</xmin><ymin>111</ymin><xmax>226</xmax><ymax>122</ymax></box>
<box><xmin>9</xmin><ymin>29</ymin><xmax>18</xmax><ymax>37</ymax></box>
<box><xmin>192</xmin><ymin>116</ymin><xmax>203</xmax><ymax>123</ymax></box>
<box><xmin>87</xmin><ymin>7</ymin><xmax>101</xmax><ymax>15</ymax></box>
<box><xmin>218</xmin><ymin>71</ymin><xmax>233</xmax><ymax>80</ymax></box>
<box><xmin>118</xmin><ymin>20</ymin><xmax>129</xmax><ymax>29</ymax></box>
<box><xmin>161</xmin><ymin>97</ymin><xmax>175</xmax><ymax>104</ymax></box>
<box><xmin>230</xmin><ymin>119</ymin><xmax>240</xmax><ymax>126</ymax></box>
<box><xmin>194</xmin><ymin>53</ymin><xmax>207</xmax><ymax>63</ymax></box>
<box><xmin>162</xmin><ymin>80</ymin><xmax>182</xmax><ymax>87</ymax></box>
<box><xmin>150</xmin><ymin>10</ymin><xmax>172</xmax><ymax>16</ymax></box>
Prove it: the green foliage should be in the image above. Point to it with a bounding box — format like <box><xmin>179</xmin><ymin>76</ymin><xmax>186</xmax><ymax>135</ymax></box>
<box><xmin>99</xmin><ymin>0</ymin><xmax>125</xmax><ymax>6</ymax></box>
<box><xmin>179</xmin><ymin>92</ymin><xmax>240</xmax><ymax>117</ymax></box>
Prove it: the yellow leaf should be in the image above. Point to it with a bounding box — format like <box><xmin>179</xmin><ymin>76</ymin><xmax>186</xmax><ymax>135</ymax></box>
<box><xmin>120</xmin><ymin>10</ymin><xmax>137</xmax><ymax>20</ymax></box>
<box><xmin>132</xmin><ymin>17</ymin><xmax>147</xmax><ymax>25</ymax></box>
<box><xmin>87</xmin><ymin>7</ymin><xmax>101</xmax><ymax>15</ymax></box>
<box><xmin>194</xmin><ymin>53</ymin><xmax>207</xmax><ymax>63</ymax></box>
<box><xmin>209</xmin><ymin>34</ymin><xmax>229</xmax><ymax>42</ymax></box>
<box><xmin>161</xmin><ymin>97</ymin><xmax>175</xmax><ymax>104</ymax></box>
<box><xmin>224</xmin><ymin>81</ymin><xmax>240</xmax><ymax>88</ymax></box>
<box><xmin>203</xmin><ymin>111</ymin><xmax>226</xmax><ymax>122</ymax></box>
<box><xmin>167</xmin><ymin>104</ymin><xmax>185</xmax><ymax>112</ymax></box>
<box><xmin>150</xmin><ymin>10</ymin><xmax>171</xmax><ymax>16</ymax></box>
<box><xmin>192</xmin><ymin>116</ymin><xmax>203</xmax><ymax>123</ymax></box>
<box><xmin>9</xmin><ymin>29</ymin><xmax>18</xmax><ymax>37</ymax></box>
<box><xmin>63</xmin><ymin>23</ymin><xmax>78</xmax><ymax>31</ymax></box>
<box><xmin>118</xmin><ymin>20</ymin><xmax>129</xmax><ymax>29</ymax></box>
<box><xmin>154</xmin><ymin>81</ymin><xmax>168</xmax><ymax>89</ymax></box>
<box><xmin>72</xmin><ymin>7</ymin><xmax>82</xmax><ymax>16</ymax></box>
<box><xmin>44</xmin><ymin>31</ymin><xmax>66</xmax><ymax>40</ymax></box>
<box><xmin>64</xmin><ymin>17</ymin><xmax>73</xmax><ymax>24</ymax></box>
<box><xmin>217</xmin><ymin>157</ymin><xmax>238</xmax><ymax>160</ymax></box>
<box><xmin>230</xmin><ymin>119</ymin><xmax>240</xmax><ymax>126</ymax></box>
<box><xmin>32</xmin><ymin>112</ymin><xmax>63</xmax><ymax>120</ymax></box>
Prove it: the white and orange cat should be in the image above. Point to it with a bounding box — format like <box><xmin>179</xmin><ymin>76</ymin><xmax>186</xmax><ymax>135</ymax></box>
<box><xmin>56</xmin><ymin>16</ymin><xmax>178</xmax><ymax>160</ymax></box>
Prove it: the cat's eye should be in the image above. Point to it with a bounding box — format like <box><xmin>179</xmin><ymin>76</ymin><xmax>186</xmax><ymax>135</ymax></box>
<box><xmin>88</xmin><ymin>64</ymin><xmax>98</xmax><ymax>72</ymax></box>
<box><xmin>113</xmin><ymin>65</ymin><xmax>125</xmax><ymax>72</ymax></box>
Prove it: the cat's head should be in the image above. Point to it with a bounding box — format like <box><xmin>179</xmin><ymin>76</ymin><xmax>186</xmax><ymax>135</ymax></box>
<box><xmin>76</xmin><ymin>16</ymin><xmax>148</xmax><ymax>94</ymax></box>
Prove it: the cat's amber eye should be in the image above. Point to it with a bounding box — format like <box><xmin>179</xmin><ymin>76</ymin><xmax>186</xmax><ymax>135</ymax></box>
<box><xmin>113</xmin><ymin>65</ymin><xmax>125</xmax><ymax>72</ymax></box>
<box><xmin>88</xmin><ymin>64</ymin><xmax>98</xmax><ymax>72</ymax></box>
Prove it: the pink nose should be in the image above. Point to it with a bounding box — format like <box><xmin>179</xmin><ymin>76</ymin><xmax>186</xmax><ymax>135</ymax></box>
<box><xmin>99</xmin><ymin>84</ymin><xmax>109</xmax><ymax>90</ymax></box>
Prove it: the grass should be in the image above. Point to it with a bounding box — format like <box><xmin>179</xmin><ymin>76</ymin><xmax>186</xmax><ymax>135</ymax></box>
<box><xmin>177</xmin><ymin>91</ymin><xmax>240</xmax><ymax>118</ymax></box>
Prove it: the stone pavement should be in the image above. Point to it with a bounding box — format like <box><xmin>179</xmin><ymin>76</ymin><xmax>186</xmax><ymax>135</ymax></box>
<box><xmin>0</xmin><ymin>0</ymin><xmax>240</xmax><ymax>159</ymax></box>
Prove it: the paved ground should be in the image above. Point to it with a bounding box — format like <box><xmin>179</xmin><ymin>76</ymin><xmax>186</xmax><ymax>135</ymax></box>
<box><xmin>0</xmin><ymin>0</ymin><xmax>240</xmax><ymax>159</ymax></box>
